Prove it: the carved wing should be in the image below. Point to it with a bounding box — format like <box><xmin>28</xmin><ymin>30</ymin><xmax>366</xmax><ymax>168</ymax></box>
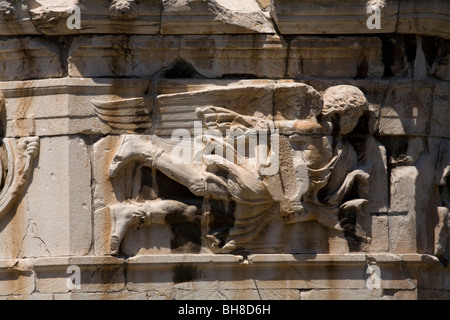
<box><xmin>91</xmin><ymin>97</ymin><xmax>151</xmax><ymax>132</ymax></box>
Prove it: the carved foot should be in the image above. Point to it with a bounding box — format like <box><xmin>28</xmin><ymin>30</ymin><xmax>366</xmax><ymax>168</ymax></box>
<box><xmin>204</xmin><ymin>235</ymin><xmax>236</xmax><ymax>254</ymax></box>
<box><xmin>110</xmin><ymin>235</ymin><xmax>121</xmax><ymax>255</ymax></box>
<box><xmin>220</xmin><ymin>240</ymin><xmax>237</xmax><ymax>253</ymax></box>
<box><xmin>205</xmin><ymin>235</ymin><xmax>221</xmax><ymax>253</ymax></box>
<box><xmin>109</xmin><ymin>203</ymin><xmax>140</xmax><ymax>255</ymax></box>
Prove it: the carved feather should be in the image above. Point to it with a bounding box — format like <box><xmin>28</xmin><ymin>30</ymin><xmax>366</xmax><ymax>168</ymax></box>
<box><xmin>91</xmin><ymin>97</ymin><xmax>151</xmax><ymax>131</ymax></box>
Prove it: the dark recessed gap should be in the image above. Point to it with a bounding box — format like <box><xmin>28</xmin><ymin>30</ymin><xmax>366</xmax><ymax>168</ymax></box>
<box><xmin>162</xmin><ymin>59</ymin><xmax>203</xmax><ymax>79</ymax></box>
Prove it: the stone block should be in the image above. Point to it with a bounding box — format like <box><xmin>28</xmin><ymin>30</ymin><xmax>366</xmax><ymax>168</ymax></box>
<box><xmin>54</xmin><ymin>292</ymin><xmax>147</xmax><ymax>300</ymax></box>
<box><xmin>126</xmin><ymin>254</ymin><xmax>245</xmax><ymax>292</ymax></box>
<box><xmin>379</xmin><ymin>81</ymin><xmax>434</xmax><ymax>136</ymax></box>
<box><xmin>0</xmin><ymin>259</ymin><xmax>35</xmax><ymax>296</ymax></box>
<box><xmin>380</xmin><ymin>82</ymin><xmax>434</xmax><ymax>119</ymax></box>
<box><xmin>249</xmin><ymin>254</ymin><xmax>367</xmax><ymax>289</ymax></box>
<box><xmin>179</xmin><ymin>35</ymin><xmax>288</xmax><ymax>79</ymax></box>
<box><xmin>147</xmin><ymin>290</ymin><xmax>175</xmax><ymax>300</ymax></box>
<box><xmin>385</xmin><ymin>290</ymin><xmax>418</xmax><ymax>300</ymax></box>
<box><xmin>34</xmin><ymin>256</ymin><xmax>125</xmax><ymax>293</ymax></box>
<box><xmin>121</xmin><ymin>224</ymin><xmax>172</xmax><ymax>256</ymax></box>
<box><xmin>288</xmin><ymin>36</ymin><xmax>384</xmax><ymax>78</ymax></box>
<box><xmin>388</xmin><ymin>166</ymin><xmax>418</xmax><ymax>253</ymax></box>
<box><xmin>272</xmin><ymin>0</ymin><xmax>398</xmax><ymax>35</ymax></box>
<box><xmin>27</xmin><ymin>136</ymin><xmax>92</xmax><ymax>256</ymax></box>
<box><xmin>0</xmin><ymin>272</ymin><xmax>34</xmax><ymax>296</ymax></box>
<box><xmin>0</xmin><ymin>37</ymin><xmax>63</xmax><ymax>81</ymax></box>
<box><xmin>1</xmin><ymin>78</ymin><xmax>154</xmax><ymax>137</ymax></box>
<box><xmin>27</xmin><ymin>0</ymin><xmax>161</xmax><ymax>36</ymax></box>
<box><xmin>397</xmin><ymin>1</ymin><xmax>450</xmax><ymax>38</ymax></box>
<box><xmin>431</xmin><ymin>83</ymin><xmax>450</xmax><ymax>138</ymax></box>
<box><xmin>68</xmin><ymin>36</ymin><xmax>179</xmax><ymax>78</ymax></box>
<box><xmin>300</xmin><ymin>289</ymin><xmax>383</xmax><ymax>300</ymax></box>
<box><xmin>370</xmin><ymin>216</ymin><xmax>389</xmax><ymax>252</ymax></box>
<box><xmin>161</xmin><ymin>0</ymin><xmax>275</xmax><ymax>34</ymax></box>
<box><xmin>174</xmin><ymin>289</ymin><xmax>261</xmax><ymax>300</ymax></box>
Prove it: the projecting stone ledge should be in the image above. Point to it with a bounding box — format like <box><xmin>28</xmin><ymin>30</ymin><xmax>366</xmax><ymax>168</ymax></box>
<box><xmin>271</xmin><ymin>0</ymin><xmax>450</xmax><ymax>39</ymax></box>
<box><xmin>0</xmin><ymin>254</ymin><xmax>448</xmax><ymax>300</ymax></box>
<box><xmin>0</xmin><ymin>0</ymin><xmax>449</xmax><ymax>38</ymax></box>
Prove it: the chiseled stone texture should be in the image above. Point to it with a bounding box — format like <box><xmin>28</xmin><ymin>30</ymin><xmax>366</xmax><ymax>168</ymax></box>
<box><xmin>0</xmin><ymin>0</ymin><xmax>449</xmax><ymax>302</ymax></box>
<box><xmin>0</xmin><ymin>37</ymin><xmax>63</xmax><ymax>81</ymax></box>
<box><xmin>287</xmin><ymin>36</ymin><xmax>384</xmax><ymax>78</ymax></box>
<box><xmin>68</xmin><ymin>36</ymin><xmax>179</xmax><ymax>78</ymax></box>
<box><xmin>27</xmin><ymin>137</ymin><xmax>91</xmax><ymax>256</ymax></box>
<box><xmin>161</xmin><ymin>0</ymin><xmax>275</xmax><ymax>34</ymax></box>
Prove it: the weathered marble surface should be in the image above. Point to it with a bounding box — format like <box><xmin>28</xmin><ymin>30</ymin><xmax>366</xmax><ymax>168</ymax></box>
<box><xmin>0</xmin><ymin>0</ymin><xmax>448</xmax><ymax>301</ymax></box>
<box><xmin>1</xmin><ymin>0</ymin><xmax>449</xmax><ymax>38</ymax></box>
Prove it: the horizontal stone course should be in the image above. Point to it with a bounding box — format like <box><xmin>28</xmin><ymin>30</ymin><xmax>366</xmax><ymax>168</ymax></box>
<box><xmin>0</xmin><ymin>253</ymin><xmax>445</xmax><ymax>299</ymax></box>
<box><xmin>1</xmin><ymin>0</ymin><xmax>448</xmax><ymax>39</ymax></box>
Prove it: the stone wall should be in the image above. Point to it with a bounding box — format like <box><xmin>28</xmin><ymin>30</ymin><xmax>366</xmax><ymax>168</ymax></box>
<box><xmin>0</xmin><ymin>0</ymin><xmax>449</xmax><ymax>300</ymax></box>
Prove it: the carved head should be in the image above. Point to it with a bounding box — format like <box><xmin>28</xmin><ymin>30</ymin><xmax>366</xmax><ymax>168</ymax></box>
<box><xmin>110</xmin><ymin>0</ymin><xmax>137</xmax><ymax>20</ymax></box>
<box><xmin>321</xmin><ymin>85</ymin><xmax>368</xmax><ymax>135</ymax></box>
<box><xmin>0</xmin><ymin>0</ymin><xmax>18</xmax><ymax>20</ymax></box>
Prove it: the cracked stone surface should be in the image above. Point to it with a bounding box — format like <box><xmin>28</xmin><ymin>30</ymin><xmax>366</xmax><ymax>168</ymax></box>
<box><xmin>0</xmin><ymin>0</ymin><xmax>449</xmax><ymax>301</ymax></box>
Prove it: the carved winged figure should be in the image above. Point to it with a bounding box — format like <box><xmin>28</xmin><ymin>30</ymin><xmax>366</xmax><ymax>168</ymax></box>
<box><xmin>107</xmin><ymin>84</ymin><xmax>373</xmax><ymax>254</ymax></box>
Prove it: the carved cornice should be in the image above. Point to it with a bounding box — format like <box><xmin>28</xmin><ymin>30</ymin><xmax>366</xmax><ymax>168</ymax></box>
<box><xmin>0</xmin><ymin>0</ymin><xmax>447</xmax><ymax>38</ymax></box>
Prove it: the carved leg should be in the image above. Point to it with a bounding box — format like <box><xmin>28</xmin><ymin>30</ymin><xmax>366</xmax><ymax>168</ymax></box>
<box><xmin>109</xmin><ymin>203</ymin><xmax>142</xmax><ymax>255</ymax></box>
<box><xmin>140</xmin><ymin>200</ymin><xmax>200</xmax><ymax>224</ymax></box>
<box><xmin>109</xmin><ymin>200</ymin><xmax>200</xmax><ymax>255</ymax></box>
<box><xmin>153</xmin><ymin>152</ymin><xmax>206</xmax><ymax>197</ymax></box>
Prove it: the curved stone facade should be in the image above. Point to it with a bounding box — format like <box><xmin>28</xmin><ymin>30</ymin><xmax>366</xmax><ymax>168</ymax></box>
<box><xmin>0</xmin><ymin>0</ymin><xmax>449</xmax><ymax>300</ymax></box>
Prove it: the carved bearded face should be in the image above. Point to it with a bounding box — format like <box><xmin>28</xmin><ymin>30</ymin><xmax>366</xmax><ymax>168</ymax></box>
<box><xmin>321</xmin><ymin>85</ymin><xmax>368</xmax><ymax>135</ymax></box>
